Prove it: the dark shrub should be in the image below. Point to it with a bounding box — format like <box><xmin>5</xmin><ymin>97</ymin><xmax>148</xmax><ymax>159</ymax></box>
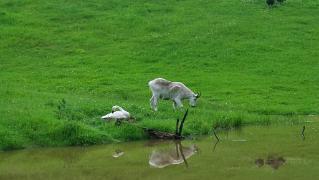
<box><xmin>266</xmin><ymin>0</ymin><xmax>275</xmax><ymax>6</ymax></box>
<box><xmin>277</xmin><ymin>0</ymin><xmax>285</xmax><ymax>3</ymax></box>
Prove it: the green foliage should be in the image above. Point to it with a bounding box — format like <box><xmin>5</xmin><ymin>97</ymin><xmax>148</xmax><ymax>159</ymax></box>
<box><xmin>56</xmin><ymin>98</ymin><xmax>67</xmax><ymax>119</ymax></box>
<box><xmin>213</xmin><ymin>112</ymin><xmax>244</xmax><ymax>129</ymax></box>
<box><xmin>0</xmin><ymin>126</ymin><xmax>26</xmax><ymax>150</ymax></box>
<box><xmin>49</xmin><ymin>121</ymin><xmax>113</xmax><ymax>146</ymax></box>
<box><xmin>0</xmin><ymin>0</ymin><xmax>318</xmax><ymax>150</ymax></box>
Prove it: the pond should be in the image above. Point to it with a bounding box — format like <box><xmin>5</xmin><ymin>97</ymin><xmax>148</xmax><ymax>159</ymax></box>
<box><xmin>0</xmin><ymin>122</ymin><xmax>318</xmax><ymax>180</ymax></box>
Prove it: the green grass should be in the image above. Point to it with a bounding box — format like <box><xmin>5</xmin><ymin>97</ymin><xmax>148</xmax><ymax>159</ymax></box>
<box><xmin>0</xmin><ymin>0</ymin><xmax>318</xmax><ymax>150</ymax></box>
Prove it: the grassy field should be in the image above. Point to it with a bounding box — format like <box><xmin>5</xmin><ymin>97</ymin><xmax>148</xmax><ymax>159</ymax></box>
<box><xmin>0</xmin><ymin>0</ymin><xmax>318</xmax><ymax>150</ymax></box>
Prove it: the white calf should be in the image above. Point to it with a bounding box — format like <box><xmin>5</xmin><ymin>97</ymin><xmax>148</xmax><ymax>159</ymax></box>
<box><xmin>148</xmin><ymin>78</ymin><xmax>200</xmax><ymax>111</ymax></box>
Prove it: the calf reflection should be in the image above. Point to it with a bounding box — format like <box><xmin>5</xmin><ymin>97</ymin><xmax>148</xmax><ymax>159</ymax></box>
<box><xmin>149</xmin><ymin>141</ymin><xmax>198</xmax><ymax>168</ymax></box>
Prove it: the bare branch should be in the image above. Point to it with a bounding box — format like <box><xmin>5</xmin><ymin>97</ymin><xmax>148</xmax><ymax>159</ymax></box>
<box><xmin>178</xmin><ymin>109</ymin><xmax>189</xmax><ymax>136</ymax></box>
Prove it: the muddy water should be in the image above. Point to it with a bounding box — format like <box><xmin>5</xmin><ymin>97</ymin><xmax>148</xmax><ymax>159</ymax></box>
<box><xmin>0</xmin><ymin>123</ymin><xmax>318</xmax><ymax>180</ymax></box>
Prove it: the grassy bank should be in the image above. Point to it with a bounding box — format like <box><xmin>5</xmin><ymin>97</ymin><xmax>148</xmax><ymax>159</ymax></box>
<box><xmin>0</xmin><ymin>0</ymin><xmax>318</xmax><ymax>150</ymax></box>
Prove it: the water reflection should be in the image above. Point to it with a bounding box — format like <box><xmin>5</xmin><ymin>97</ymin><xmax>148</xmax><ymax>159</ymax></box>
<box><xmin>0</xmin><ymin>124</ymin><xmax>318</xmax><ymax>180</ymax></box>
<box><xmin>144</xmin><ymin>139</ymin><xmax>170</xmax><ymax>147</ymax></box>
<box><xmin>266</xmin><ymin>155</ymin><xmax>286</xmax><ymax>169</ymax></box>
<box><xmin>112</xmin><ymin>149</ymin><xmax>124</xmax><ymax>158</ymax></box>
<box><xmin>255</xmin><ymin>158</ymin><xmax>264</xmax><ymax>167</ymax></box>
<box><xmin>149</xmin><ymin>141</ymin><xmax>198</xmax><ymax>168</ymax></box>
<box><xmin>255</xmin><ymin>155</ymin><xmax>286</xmax><ymax>170</ymax></box>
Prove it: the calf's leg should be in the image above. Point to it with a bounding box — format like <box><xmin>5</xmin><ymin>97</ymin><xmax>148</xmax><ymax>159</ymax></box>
<box><xmin>172</xmin><ymin>100</ymin><xmax>177</xmax><ymax>110</ymax></box>
<box><xmin>150</xmin><ymin>95</ymin><xmax>158</xmax><ymax>111</ymax></box>
<box><xmin>174</xmin><ymin>98</ymin><xmax>183</xmax><ymax>109</ymax></box>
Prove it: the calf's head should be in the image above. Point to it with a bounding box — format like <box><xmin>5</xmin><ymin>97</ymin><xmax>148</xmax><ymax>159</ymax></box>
<box><xmin>189</xmin><ymin>92</ymin><xmax>201</xmax><ymax>107</ymax></box>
